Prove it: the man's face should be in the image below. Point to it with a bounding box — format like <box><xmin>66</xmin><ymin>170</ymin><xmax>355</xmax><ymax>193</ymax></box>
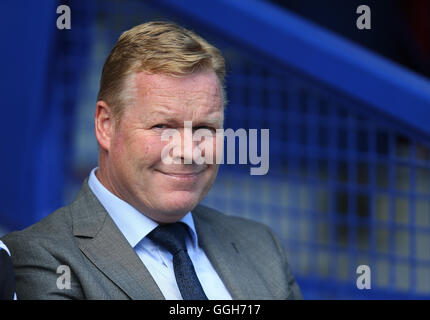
<box><xmin>102</xmin><ymin>70</ymin><xmax>224</xmax><ymax>223</ymax></box>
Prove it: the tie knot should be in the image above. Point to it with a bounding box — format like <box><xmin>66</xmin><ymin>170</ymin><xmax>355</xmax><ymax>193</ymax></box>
<box><xmin>148</xmin><ymin>222</ymin><xmax>190</xmax><ymax>255</ymax></box>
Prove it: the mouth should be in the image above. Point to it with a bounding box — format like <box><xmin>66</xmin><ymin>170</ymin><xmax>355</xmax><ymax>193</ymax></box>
<box><xmin>155</xmin><ymin>167</ymin><xmax>207</xmax><ymax>182</ymax></box>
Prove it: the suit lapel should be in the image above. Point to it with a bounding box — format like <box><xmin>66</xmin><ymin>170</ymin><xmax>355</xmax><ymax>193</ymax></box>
<box><xmin>193</xmin><ymin>208</ymin><xmax>273</xmax><ymax>300</ymax></box>
<box><xmin>71</xmin><ymin>180</ymin><xmax>164</xmax><ymax>300</ymax></box>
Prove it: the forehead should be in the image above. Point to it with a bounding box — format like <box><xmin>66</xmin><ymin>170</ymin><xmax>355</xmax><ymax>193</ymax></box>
<box><xmin>133</xmin><ymin>71</ymin><xmax>223</xmax><ymax>119</ymax></box>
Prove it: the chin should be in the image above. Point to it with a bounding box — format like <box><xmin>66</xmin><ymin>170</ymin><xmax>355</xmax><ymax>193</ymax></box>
<box><xmin>155</xmin><ymin>191</ymin><xmax>202</xmax><ymax>218</ymax></box>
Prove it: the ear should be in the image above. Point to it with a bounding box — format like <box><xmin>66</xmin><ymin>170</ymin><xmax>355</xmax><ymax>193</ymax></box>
<box><xmin>95</xmin><ymin>100</ymin><xmax>115</xmax><ymax>151</ymax></box>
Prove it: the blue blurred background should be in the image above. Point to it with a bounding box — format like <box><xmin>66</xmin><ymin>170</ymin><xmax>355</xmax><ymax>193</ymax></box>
<box><xmin>1</xmin><ymin>0</ymin><xmax>430</xmax><ymax>299</ymax></box>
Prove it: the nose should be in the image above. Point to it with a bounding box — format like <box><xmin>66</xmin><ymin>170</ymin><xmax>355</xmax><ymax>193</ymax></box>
<box><xmin>164</xmin><ymin>121</ymin><xmax>215</xmax><ymax>165</ymax></box>
<box><xmin>165</xmin><ymin>122</ymin><xmax>197</xmax><ymax>165</ymax></box>
<box><xmin>180</xmin><ymin>124</ymin><xmax>195</xmax><ymax>165</ymax></box>
<box><xmin>176</xmin><ymin>126</ymin><xmax>210</xmax><ymax>165</ymax></box>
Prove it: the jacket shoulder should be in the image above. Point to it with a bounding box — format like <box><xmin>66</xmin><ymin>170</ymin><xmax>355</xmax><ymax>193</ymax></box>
<box><xmin>193</xmin><ymin>204</ymin><xmax>303</xmax><ymax>299</ymax></box>
<box><xmin>2</xmin><ymin>205</ymin><xmax>73</xmax><ymax>244</ymax></box>
<box><xmin>0</xmin><ymin>204</ymin><xmax>85</xmax><ymax>300</ymax></box>
<box><xmin>1</xmin><ymin>204</ymin><xmax>77</xmax><ymax>269</ymax></box>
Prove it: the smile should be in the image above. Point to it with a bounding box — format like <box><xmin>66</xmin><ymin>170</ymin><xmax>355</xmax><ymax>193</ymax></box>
<box><xmin>155</xmin><ymin>169</ymin><xmax>206</xmax><ymax>182</ymax></box>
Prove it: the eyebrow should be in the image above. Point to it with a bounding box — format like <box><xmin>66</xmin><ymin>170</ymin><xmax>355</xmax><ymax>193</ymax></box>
<box><xmin>146</xmin><ymin>109</ymin><xmax>223</xmax><ymax>127</ymax></box>
<box><xmin>145</xmin><ymin>111</ymin><xmax>180</xmax><ymax>124</ymax></box>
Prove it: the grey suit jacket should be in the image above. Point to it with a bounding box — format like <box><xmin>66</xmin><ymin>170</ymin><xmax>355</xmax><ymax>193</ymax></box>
<box><xmin>2</xmin><ymin>179</ymin><xmax>302</xmax><ymax>300</ymax></box>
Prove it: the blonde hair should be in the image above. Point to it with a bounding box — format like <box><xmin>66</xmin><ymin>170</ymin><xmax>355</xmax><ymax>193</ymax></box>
<box><xmin>97</xmin><ymin>21</ymin><xmax>226</xmax><ymax>120</ymax></box>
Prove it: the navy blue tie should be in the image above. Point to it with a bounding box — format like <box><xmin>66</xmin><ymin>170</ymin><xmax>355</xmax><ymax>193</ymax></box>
<box><xmin>148</xmin><ymin>222</ymin><xmax>208</xmax><ymax>300</ymax></box>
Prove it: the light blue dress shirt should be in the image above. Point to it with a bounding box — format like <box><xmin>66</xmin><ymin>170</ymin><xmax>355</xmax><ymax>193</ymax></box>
<box><xmin>88</xmin><ymin>168</ymin><xmax>232</xmax><ymax>300</ymax></box>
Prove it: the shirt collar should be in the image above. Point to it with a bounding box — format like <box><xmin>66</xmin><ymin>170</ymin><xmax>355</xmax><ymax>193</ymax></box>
<box><xmin>87</xmin><ymin>167</ymin><xmax>199</xmax><ymax>249</ymax></box>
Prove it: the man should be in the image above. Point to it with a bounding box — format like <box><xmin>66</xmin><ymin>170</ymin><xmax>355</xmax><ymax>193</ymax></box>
<box><xmin>2</xmin><ymin>21</ymin><xmax>302</xmax><ymax>300</ymax></box>
<box><xmin>0</xmin><ymin>240</ymin><xmax>16</xmax><ymax>300</ymax></box>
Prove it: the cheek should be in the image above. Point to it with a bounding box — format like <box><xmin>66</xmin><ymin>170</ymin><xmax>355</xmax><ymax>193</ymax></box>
<box><xmin>198</xmin><ymin>134</ymin><xmax>222</xmax><ymax>162</ymax></box>
<box><xmin>109</xmin><ymin>133</ymin><xmax>127</xmax><ymax>163</ymax></box>
<box><xmin>139</xmin><ymin>135</ymin><xmax>166</xmax><ymax>163</ymax></box>
<box><xmin>110</xmin><ymin>134</ymin><xmax>155</xmax><ymax>170</ymax></box>
<box><xmin>212</xmin><ymin>134</ymin><xmax>224</xmax><ymax>162</ymax></box>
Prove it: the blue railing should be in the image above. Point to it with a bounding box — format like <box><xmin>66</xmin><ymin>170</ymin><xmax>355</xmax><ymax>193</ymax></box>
<box><xmin>155</xmin><ymin>0</ymin><xmax>430</xmax><ymax>136</ymax></box>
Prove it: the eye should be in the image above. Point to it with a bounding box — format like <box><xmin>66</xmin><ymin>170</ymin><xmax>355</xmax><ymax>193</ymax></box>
<box><xmin>152</xmin><ymin>124</ymin><xmax>167</xmax><ymax>129</ymax></box>
<box><xmin>194</xmin><ymin>126</ymin><xmax>216</xmax><ymax>133</ymax></box>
